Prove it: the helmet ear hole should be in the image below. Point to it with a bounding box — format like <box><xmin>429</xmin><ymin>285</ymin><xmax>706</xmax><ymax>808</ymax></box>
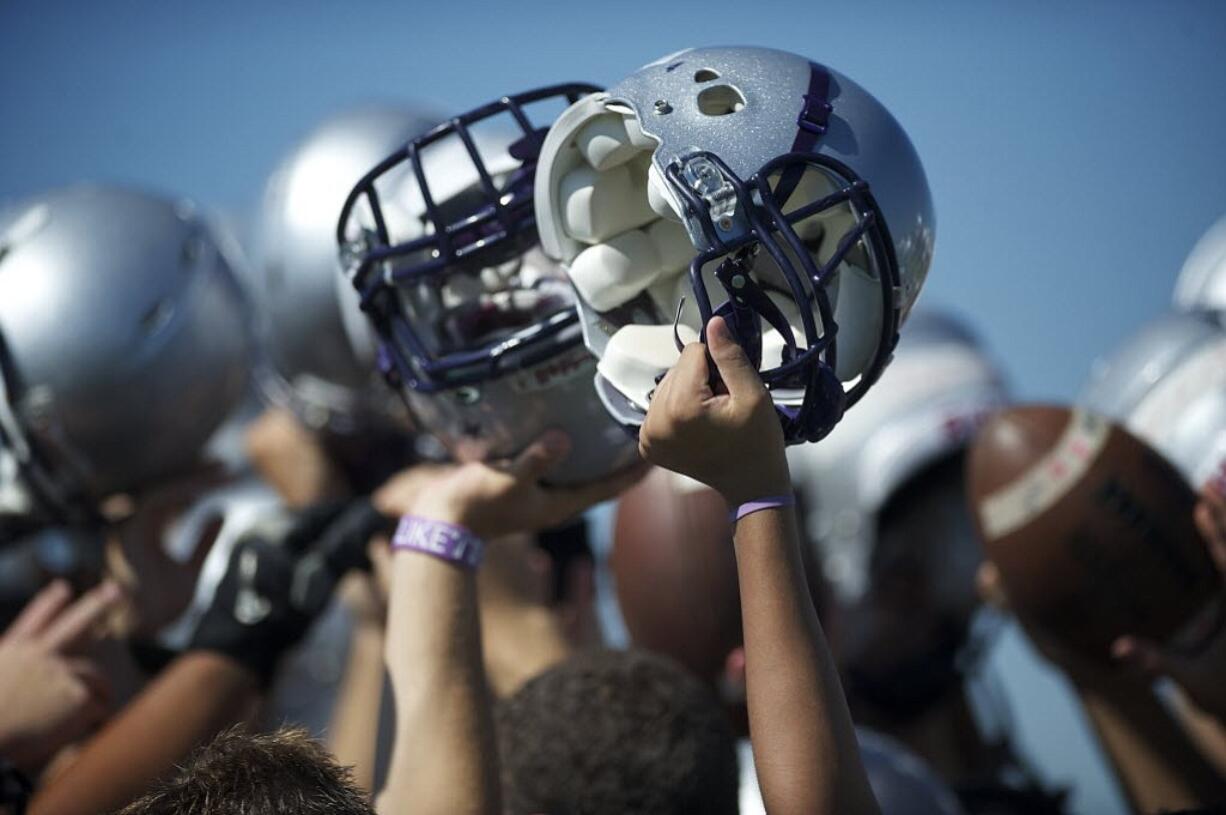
<box><xmin>696</xmin><ymin>84</ymin><xmax>745</xmax><ymax>116</ymax></box>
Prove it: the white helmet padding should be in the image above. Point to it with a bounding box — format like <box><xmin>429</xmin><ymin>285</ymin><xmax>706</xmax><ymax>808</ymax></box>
<box><xmin>535</xmin><ymin>46</ymin><xmax>935</xmax><ymax>445</ymax></box>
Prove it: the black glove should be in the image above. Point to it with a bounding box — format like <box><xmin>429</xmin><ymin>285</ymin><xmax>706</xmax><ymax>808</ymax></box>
<box><xmin>188</xmin><ymin>497</ymin><xmax>392</xmax><ymax>685</ymax></box>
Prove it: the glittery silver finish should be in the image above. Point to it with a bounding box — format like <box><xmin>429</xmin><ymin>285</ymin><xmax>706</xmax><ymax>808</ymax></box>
<box><xmin>787</xmin><ymin>310</ymin><xmax>1008</xmax><ymax>601</ymax></box>
<box><xmin>0</xmin><ymin>185</ymin><xmax>253</xmax><ymax>505</ymax></box>
<box><xmin>540</xmin><ymin>45</ymin><xmax>935</xmax><ymax>320</ymax></box>
<box><xmin>254</xmin><ymin>106</ymin><xmax>437</xmax><ymax>434</ymax></box>
<box><xmin>1079</xmin><ymin>309</ymin><xmax>1226</xmax><ymax>487</ymax></box>
<box><xmin>1173</xmin><ymin>214</ymin><xmax>1226</xmax><ymax>314</ymax></box>
<box><xmin>402</xmin><ymin>339</ymin><xmax>641</xmax><ymax>484</ymax></box>
<box><xmin>535</xmin><ymin>46</ymin><xmax>936</xmax><ymax>445</ymax></box>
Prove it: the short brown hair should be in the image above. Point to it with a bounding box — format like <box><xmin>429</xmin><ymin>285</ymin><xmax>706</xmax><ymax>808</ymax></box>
<box><xmin>115</xmin><ymin>726</ymin><xmax>374</xmax><ymax>815</ymax></box>
<box><xmin>497</xmin><ymin>648</ymin><xmax>739</xmax><ymax>815</ymax></box>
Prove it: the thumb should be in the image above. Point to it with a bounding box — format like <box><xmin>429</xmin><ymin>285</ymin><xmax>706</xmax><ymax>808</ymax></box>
<box><xmin>509</xmin><ymin>430</ymin><xmax>572</xmax><ymax>482</ymax></box>
<box><xmin>1112</xmin><ymin>635</ymin><xmax>1188</xmax><ymax>680</ymax></box>
<box><xmin>706</xmin><ymin>316</ymin><xmax>764</xmax><ymax>399</ymax></box>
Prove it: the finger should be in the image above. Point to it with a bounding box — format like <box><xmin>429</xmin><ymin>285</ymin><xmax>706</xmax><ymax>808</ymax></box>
<box><xmin>4</xmin><ymin>579</ymin><xmax>73</xmax><ymax>641</ymax></box>
<box><xmin>509</xmin><ymin>430</ymin><xmax>573</xmax><ymax>481</ymax></box>
<box><xmin>667</xmin><ymin>342</ymin><xmax>715</xmax><ymax>399</ymax></box>
<box><xmin>1193</xmin><ymin>501</ymin><xmax>1226</xmax><ymax>576</ymax></box>
<box><xmin>1111</xmin><ymin>635</ymin><xmax>1180</xmax><ymax>678</ymax></box>
<box><xmin>543</xmin><ymin>460</ymin><xmax>651</xmax><ymax>523</ymax></box>
<box><xmin>975</xmin><ymin>562</ymin><xmax>1010</xmax><ymax>611</ymax></box>
<box><xmin>705</xmin><ymin>315</ymin><xmax>764</xmax><ymax>399</ymax></box>
<box><xmin>66</xmin><ymin>657</ymin><xmax>113</xmax><ymax>711</ymax></box>
<box><xmin>42</xmin><ymin>580</ymin><xmax>123</xmax><ymax>654</ymax></box>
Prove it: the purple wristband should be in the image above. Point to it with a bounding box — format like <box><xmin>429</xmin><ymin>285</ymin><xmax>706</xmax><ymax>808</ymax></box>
<box><xmin>391</xmin><ymin>515</ymin><xmax>484</xmax><ymax>569</ymax></box>
<box><xmin>730</xmin><ymin>494</ymin><xmax>794</xmax><ymax>523</ymax></box>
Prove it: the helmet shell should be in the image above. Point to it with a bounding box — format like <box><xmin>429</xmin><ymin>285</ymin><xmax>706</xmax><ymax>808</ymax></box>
<box><xmin>1080</xmin><ymin>309</ymin><xmax>1226</xmax><ymax>488</ymax></box>
<box><xmin>788</xmin><ymin>310</ymin><xmax>1007</xmax><ymax>600</ymax></box>
<box><xmin>255</xmin><ymin>106</ymin><xmax>437</xmax><ymax>433</ymax></box>
<box><xmin>0</xmin><ymin>185</ymin><xmax>252</xmax><ymax>508</ymax></box>
<box><xmin>1173</xmin><ymin>215</ymin><xmax>1226</xmax><ymax>314</ymax></box>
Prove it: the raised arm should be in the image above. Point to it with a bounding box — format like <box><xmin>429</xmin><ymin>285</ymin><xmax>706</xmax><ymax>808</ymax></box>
<box><xmin>638</xmin><ymin>315</ymin><xmax>878</xmax><ymax>815</ymax></box>
<box><xmin>371</xmin><ymin>443</ymin><xmax>642</xmax><ymax>815</ymax></box>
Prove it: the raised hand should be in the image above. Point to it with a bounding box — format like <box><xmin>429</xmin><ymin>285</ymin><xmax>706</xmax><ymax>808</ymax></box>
<box><xmin>1111</xmin><ymin>476</ymin><xmax>1226</xmax><ymax>722</ymax></box>
<box><xmin>375</xmin><ymin>434</ymin><xmax>645</xmax><ymax>540</ymax></box>
<box><xmin>0</xmin><ymin>579</ymin><xmax>121</xmax><ymax>773</ymax></box>
<box><xmin>638</xmin><ymin>315</ymin><xmax>790</xmax><ymax>506</ymax></box>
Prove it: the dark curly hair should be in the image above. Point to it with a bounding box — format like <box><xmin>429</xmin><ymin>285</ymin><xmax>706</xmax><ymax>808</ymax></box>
<box><xmin>496</xmin><ymin>648</ymin><xmax>739</xmax><ymax>815</ymax></box>
<box><xmin>114</xmin><ymin>726</ymin><xmax>374</xmax><ymax>815</ymax></box>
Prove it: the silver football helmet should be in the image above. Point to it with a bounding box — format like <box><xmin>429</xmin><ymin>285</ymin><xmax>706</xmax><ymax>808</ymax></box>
<box><xmin>337</xmin><ymin>88</ymin><xmax>641</xmax><ymax>484</ymax></box>
<box><xmin>0</xmin><ymin>185</ymin><xmax>252</xmax><ymax>521</ymax></box>
<box><xmin>254</xmin><ymin>106</ymin><xmax>438</xmax><ymax>434</ymax></box>
<box><xmin>1172</xmin><ymin>215</ymin><xmax>1226</xmax><ymax>315</ymax></box>
<box><xmin>535</xmin><ymin>46</ymin><xmax>935</xmax><ymax>444</ymax></box>
<box><xmin>787</xmin><ymin>310</ymin><xmax>1008</xmax><ymax>602</ymax></box>
<box><xmin>1080</xmin><ymin>309</ymin><xmax>1226</xmax><ymax>488</ymax></box>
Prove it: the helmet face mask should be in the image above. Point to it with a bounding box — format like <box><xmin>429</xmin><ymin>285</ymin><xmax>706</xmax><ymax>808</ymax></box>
<box><xmin>535</xmin><ymin>46</ymin><xmax>934</xmax><ymax>445</ymax></box>
<box><xmin>338</xmin><ymin>86</ymin><xmax>640</xmax><ymax>484</ymax></box>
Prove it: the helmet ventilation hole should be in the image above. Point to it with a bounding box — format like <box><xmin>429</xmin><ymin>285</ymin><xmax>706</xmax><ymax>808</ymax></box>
<box><xmin>693</xmin><ymin>68</ymin><xmax>720</xmax><ymax>83</ymax></box>
<box><xmin>696</xmin><ymin>85</ymin><xmax>746</xmax><ymax>116</ymax></box>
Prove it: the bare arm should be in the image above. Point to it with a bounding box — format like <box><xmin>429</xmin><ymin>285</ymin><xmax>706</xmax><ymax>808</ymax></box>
<box><xmin>734</xmin><ymin>505</ymin><xmax>877</xmax><ymax>815</ymax></box>
<box><xmin>377</xmin><ymin>539</ymin><xmax>494</xmax><ymax>815</ymax></box>
<box><xmin>1074</xmin><ymin>675</ymin><xmax>1226</xmax><ymax>813</ymax></box>
<box><xmin>326</xmin><ymin>575</ymin><xmax>389</xmax><ymax>794</ymax></box>
<box><xmin>371</xmin><ymin>443</ymin><xmax>643</xmax><ymax>815</ymax></box>
<box><xmin>28</xmin><ymin>652</ymin><xmax>258</xmax><ymax>815</ymax></box>
<box><xmin>638</xmin><ymin>315</ymin><xmax>878</xmax><ymax>815</ymax></box>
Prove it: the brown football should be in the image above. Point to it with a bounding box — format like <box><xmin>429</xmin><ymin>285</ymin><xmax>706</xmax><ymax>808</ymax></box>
<box><xmin>611</xmin><ymin>466</ymin><xmax>741</xmax><ymax>684</ymax></box>
<box><xmin>966</xmin><ymin>404</ymin><xmax>1221</xmax><ymax>655</ymax></box>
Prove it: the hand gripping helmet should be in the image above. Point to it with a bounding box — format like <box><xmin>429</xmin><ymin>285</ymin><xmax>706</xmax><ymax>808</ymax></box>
<box><xmin>534</xmin><ymin>46</ymin><xmax>935</xmax><ymax>444</ymax></box>
<box><xmin>336</xmin><ymin>88</ymin><xmax>641</xmax><ymax>484</ymax></box>
<box><xmin>0</xmin><ymin>185</ymin><xmax>252</xmax><ymax>522</ymax></box>
<box><xmin>1079</xmin><ymin>310</ymin><xmax>1226</xmax><ymax>488</ymax></box>
<box><xmin>1172</xmin><ymin>215</ymin><xmax>1226</xmax><ymax>315</ymax></box>
<box><xmin>255</xmin><ymin>106</ymin><xmax>438</xmax><ymax>434</ymax></box>
<box><xmin>787</xmin><ymin>311</ymin><xmax>1008</xmax><ymax>602</ymax></box>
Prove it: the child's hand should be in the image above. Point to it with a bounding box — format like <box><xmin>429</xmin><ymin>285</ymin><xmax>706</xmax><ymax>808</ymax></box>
<box><xmin>638</xmin><ymin>316</ymin><xmax>790</xmax><ymax>506</ymax></box>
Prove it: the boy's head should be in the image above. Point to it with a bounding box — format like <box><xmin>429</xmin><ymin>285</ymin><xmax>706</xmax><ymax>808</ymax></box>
<box><xmin>497</xmin><ymin>648</ymin><xmax>739</xmax><ymax>815</ymax></box>
<box><xmin>116</xmin><ymin>726</ymin><xmax>373</xmax><ymax>815</ymax></box>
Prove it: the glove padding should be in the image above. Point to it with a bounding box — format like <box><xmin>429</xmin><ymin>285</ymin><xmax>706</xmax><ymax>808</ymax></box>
<box><xmin>188</xmin><ymin>498</ymin><xmax>392</xmax><ymax>685</ymax></box>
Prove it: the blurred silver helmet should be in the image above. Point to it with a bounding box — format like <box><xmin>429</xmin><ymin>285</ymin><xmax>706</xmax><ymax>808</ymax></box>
<box><xmin>0</xmin><ymin>185</ymin><xmax>252</xmax><ymax>521</ymax></box>
<box><xmin>1172</xmin><ymin>215</ymin><xmax>1226</xmax><ymax>314</ymax></box>
<box><xmin>255</xmin><ymin>106</ymin><xmax>438</xmax><ymax>434</ymax></box>
<box><xmin>337</xmin><ymin>88</ymin><xmax>641</xmax><ymax>484</ymax></box>
<box><xmin>535</xmin><ymin>46</ymin><xmax>935</xmax><ymax>444</ymax></box>
<box><xmin>787</xmin><ymin>311</ymin><xmax>1007</xmax><ymax>602</ymax></box>
<box><xmin>1080</xmin><ymin>309</ymin><xmax>1226</xmax><ymax>488</ymax></box>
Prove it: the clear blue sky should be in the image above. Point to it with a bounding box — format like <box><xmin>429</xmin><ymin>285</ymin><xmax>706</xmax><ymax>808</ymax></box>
<box><xmin>4</xmin><ymin>2</ymin><xmax>1226</xmax><ymax>811</ymax></box>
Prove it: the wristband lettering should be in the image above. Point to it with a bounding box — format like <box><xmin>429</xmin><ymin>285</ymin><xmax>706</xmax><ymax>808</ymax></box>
<box><xmin>730</xmin><ymin>494</ymin><xmax>794</xmax><ymax>523</ymax></box>
<box><xmin>391</xmin><ymin>515</ymin><xmax>484</xmax><ymax>569</ymax></box>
